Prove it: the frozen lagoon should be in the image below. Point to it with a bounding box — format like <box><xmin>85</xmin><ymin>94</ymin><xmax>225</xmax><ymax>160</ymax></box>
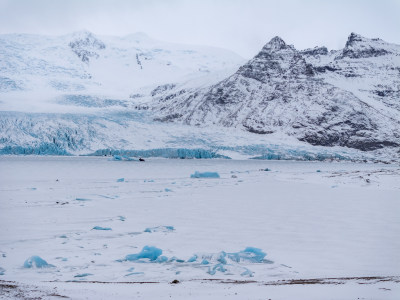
<box><xmin>0</xmin><ymin>156</ymin><xmax>399</xmax><ymax>299</ymax></box>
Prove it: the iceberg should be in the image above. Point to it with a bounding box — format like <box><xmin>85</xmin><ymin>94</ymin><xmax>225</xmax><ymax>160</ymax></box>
<box><xmin>123</xmin><ymin>246</ymin><xmax>163</xmax><ymax>262</ymax></box>
<box><xmin>190</xmin><ymin>171</ymin><xmax>220</xmax><ymax>178</ymax></box>
<box><xmin>74</xmin><ymin>273</ymin><xmax>93</xmax><ymax>278</ymax></box>
<box><xmin>227</xmin><ymin>247</ymin><xmax>266</xmax><ymax>263</ymax></box>
<box><xmin>144</xmin><ymin>226</ymin><xmax>174</xmax><ymax>233</ymax></box>
<box><xmin>23</xmin><ymin>256</ymin><xmax>55</xmax><ymax>268</ymax></box>
<box><xmin>92</xmin><ymin>226</ymin><xmax>112</xmax><ymax>231</ymax></box>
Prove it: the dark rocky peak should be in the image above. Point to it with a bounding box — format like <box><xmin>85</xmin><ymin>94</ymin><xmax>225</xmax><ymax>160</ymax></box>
<box><xmin>237</xmin><ymin>37</ymin><xmax>314</xmax><ymax>82</ymax></box>
<box><xmin>339</xmin><ymin>32</ymin><xmax>391</xmax><ymax>59</ymax></box>
<box><xmin>345</xmin><ymin>32</ymin><xmax>365</xmax><ymax>47</ymax></box>
<box><xmin>254</xmin><ymin>36</ymin><xmax>295</xmax><ymax>60</ymax></box>
<box><xmin>69</xmin><ymin>30</ymin><xmax>105</xmax><ymax>63</ymax></box>
<box><xmin>301</xmin><ymin>46</ymin><xmax>328</xmax><ymax>56</ymax></box>
<box><xmin>263</xmin><ymin>36</ymin><xmax>288</xmax><ymax>51</ymax></box>
<box><xmin>69</xmin><ymin>30</ymin><xmax>105</xmax><ymax>50</ymax></box>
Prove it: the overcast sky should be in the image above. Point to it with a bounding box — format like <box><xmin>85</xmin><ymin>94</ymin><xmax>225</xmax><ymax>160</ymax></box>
<box><xmin>0</xmin><ymin>0</ymin><xmax>399</xmax><ymax>58</ymax></box>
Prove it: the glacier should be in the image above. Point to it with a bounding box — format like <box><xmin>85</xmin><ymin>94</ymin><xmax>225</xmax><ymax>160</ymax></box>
<box><xmin>0</xmin><ymin>31</ymin><xmax>399</xmax><ymax>162</ymax></box>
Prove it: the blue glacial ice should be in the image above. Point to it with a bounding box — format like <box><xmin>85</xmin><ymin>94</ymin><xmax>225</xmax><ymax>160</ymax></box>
<box><xmin>155</xmin><ymin>256</ymin><xmax>168</xmax><ymax>263</ymax></box>
<box><xmin>123</xmin><ymin>246</ymin><xmax>163</xmax><ymax>262</ymax></box>
<box><xmin>117</xmin><ymin>178</ymin><xmax>125</xmax><ymax>182</ymax></box>
<box><xmin>117</xmin><ymin>247</ymin><xmax>272</xmax><ymax>277</ymax></box>
<box><xmin>125</xmin><ymin>272</ymin><xmax>145</xmax><ymax>277</ymax></box>
<box><xmin>0</xmin><ymin>267</ymin><xmax>5</xmax><ymax>275</ymax></box>
<box><xmin>144</xmin><ymin>226</ymin><xmax>174</xmax><ymax>233</ymax></box>
<box><xmin>187</xmin><ymin>255</ymin><xmax>197</xmax><ymax>263</ymax></box>
<box><xmin>169</xmin><ymin>257</ymin><xmax>185</xmax><ymax>263</ymax></box>
<box><xmin>92</xmin><ymin>226</ymin><xmax>112</xmax><ymax>231</ymax></box>
<box><xmin>207</xmin><ymin>263</ymin><xmax>227</xmax><ymax>275</ymax></box>
<box><xmin>0</xmin><ymin>144</ymin><xmax>71</xmax><ymax>155</ymax></box>
<box><xmin>190</xmin><ymin>171</ymin><xmax>220</xmax><ymax>178</ymax></box>
<box><xmin>92</xmin><ymin>148</ymin><xmax>229</xmax><ymax>159</ymax></box>
<box><xmin>227</xmin><ymin>247</ymin><xmax>267</xmax><ymax>263</ymax></box>
<box><xmin>75</xmin><ymin>198</ymin><xmax>91</xmax><ymax>201</ymax></box>
<box><xmin>74</xmin><ymin>273</ymin><xmax>93</xmax><ymax>278</ymax></box>
<box><xmin>240</xmin><ymin>268</ymin><xmax>254</xmax><ymax>277</ymax></box>
<box><xmin>111</xmin><ymin>155</ymin><xmax>137</xmax><ymax>161</ymax></box>
<box><xmin>23</xmin><ymin>256</ymin><xmax>55</xmax><ymax>268</ymax></box>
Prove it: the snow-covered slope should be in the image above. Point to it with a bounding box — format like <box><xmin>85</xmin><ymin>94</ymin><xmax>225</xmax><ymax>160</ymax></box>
<box><xmin>0</xmin><ymin>30</ymin><xmax>244</xmax><ymax>97</ymax></box>
<box><xmin>152</xmin><ymin>33</ymin><xmax>400</xmax><ymax>151</ymax></box>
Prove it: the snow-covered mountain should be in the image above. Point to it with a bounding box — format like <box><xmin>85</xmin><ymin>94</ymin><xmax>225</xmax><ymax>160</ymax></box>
<box><xmin>0</xmin><ymin>30</ymin><xmax>244</xmax><ymax>97</ymax></box>
<box><xmin>0</xmin><ymin>31</ymin><xmax>399</xmax><ymax>160</ymax></box>
<box><xmin>152</xmin><ymin>33</ymin><xmax>400</xmax><ymax>151</ymax></box>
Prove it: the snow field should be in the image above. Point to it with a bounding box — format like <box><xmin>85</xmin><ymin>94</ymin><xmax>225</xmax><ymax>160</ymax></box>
<box><xmin>0</xmin><ymin>157</ymin><xmax>399</xmax><ymax>299</ymax></box>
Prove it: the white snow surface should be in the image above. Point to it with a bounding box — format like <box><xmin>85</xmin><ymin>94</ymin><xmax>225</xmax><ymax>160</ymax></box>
<box><xmin>0</xmin><ymin>157</ymin><xmax>399</xmax><ymax>299</ymax></box>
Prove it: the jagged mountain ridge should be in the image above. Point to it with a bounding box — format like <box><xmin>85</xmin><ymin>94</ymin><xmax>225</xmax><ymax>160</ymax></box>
<box><xmin>152</xmin><ymin>33</ymin><xmax>400</xmax><ymax>151</ymax></box>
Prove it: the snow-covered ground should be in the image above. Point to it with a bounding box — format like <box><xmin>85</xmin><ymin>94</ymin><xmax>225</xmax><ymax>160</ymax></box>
<box><xmin>1</xmin><ymin>157</ymin><xmax>399</xmax><ymax>299</ymax></box>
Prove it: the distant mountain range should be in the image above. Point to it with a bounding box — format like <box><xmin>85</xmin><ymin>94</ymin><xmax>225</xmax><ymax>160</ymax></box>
<box><xmin>152</xmin><ymin>33</ymin><xmax>400</xmax><ymax>151</ymax></box>
<box><xmin>0</xmin><ymin>31</ymin><xmax>399</xmax><ymax>158</ymax></box>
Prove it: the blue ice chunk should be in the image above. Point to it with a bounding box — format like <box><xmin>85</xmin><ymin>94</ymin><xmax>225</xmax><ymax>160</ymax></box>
<box><xmin>164</xmin><ymin>188</ymin><xmax>172</xmax><ymax>192</ymax></box>
<box><xmin>117</xmin><ymin>178</ymin><xmax>125</xmax><ymax>182</ymax></box>
<box><xmin>111</xmin><ymin>155</ymin><xmax>137</xmax><ymax>161</ymax></box>
<box><xmin>0</xmin><ymin>267</ymin><xmax>5</xmax><ymax>275</ymax></box>
<box><xmin>125</xmin><ymin>272</ymin><xmax>144</xmax><ymax>276</ymax></box>
<box><xmin>118</xmin><ymin>216</ymin><xmax>126</xmax><ymax>221</ymax></box>
<box><xmin>207</xmin><ymin>263</ymin><xmax>227</xmax><ymax>275</ymax></box>
<box><xmin>144</xmin><ymin>226</ymin><xmax>174</xmax><ymax>233</ymax></box>
<box><xmin>316</xmin><ymin>170</ymin><xmax>321</xmax><ymax>172</ymax></box>
<box><xmin>217</xmin><ymin>252</ymin><xmax>227</xmax><ymax>264</ymax></box>
<box><xmin>201</xmin><ymin>259</ymin><xmax>210</xmax><ymax>265</ymax></box>
<box><xmin>156</xmin><ymin>256</ymin><xmax>168</xmax><ymax>263</ymax></box>
<box><xmin>262</xmin><ymin>168</ymin><xmax>271</xmax><ymax>171</ymax></box>
<box><xmin>59</xmin><ymin>234</ymin><xmax>67</xmax><ymax>238</ymax></box>
<box><xmin>228</xmin><ymin>247</ymin><xmax>266</xmax><ymax>263</ymax></box>
<box><xmin>74</xmin><ymin>273</ymin><xmax>93</xmax><ymax>278</ymax></box>
<box><xmin>124</xmin><ymin>246</ymin><xmax>163</xmax><ymax>262</ymax></box>
<box><xmin>75</xmin><ymin>198</ymin><xmax>91</xmax><ymax>201</ymax></box>
<box><xmin>23</xmin><ymin>256</ymin><xmax>55</xmax><ymax>268</ymax></box>
<box><xmin>92</xmin><ymin>226</ymin><xmax>112</xmax><ymax>231</ymax></box>
<box><xmin>240</xmin><ymin>268</ymin><xmax>254</xmax><ymax>277</ymax></box>
<box><xmin>190</xmin><ymin>171</ymin><xmax>220</xmax><ymax>178</ymax></box>
<box><xmin>176</xmin><ymin>259</ymin><xmax>185</xmax><ymax>263</ymax></box>
<box><xmin>61</xmin><ymin>258</ymin><xmax>68</xmax><ymax>262</ymax></box>
<box><xmin>187</xmin><ymin>255</ymin><xmax>197</xmax><ymax>263</ymax></box>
